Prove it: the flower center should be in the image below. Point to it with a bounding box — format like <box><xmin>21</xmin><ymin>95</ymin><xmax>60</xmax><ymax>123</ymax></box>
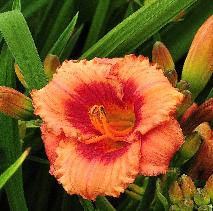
<box><xmin>85</xmin><ymin>105</ymin><xmax>135</xmax><ymax>144</ymax></box>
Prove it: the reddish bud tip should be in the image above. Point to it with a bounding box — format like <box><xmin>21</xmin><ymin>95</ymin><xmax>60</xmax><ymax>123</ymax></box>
<box><xmin>44</xmin><ymin>54</ymin><xmax>61</xmax><ymax>80</ymax></box>
<box><xmin>0</xmin><ymin>86</ymin><xmax>34</xmax><ymax>120</ymax></box>
<box><xmin>152</xmin><ymin>41</ymin><xmax>175</xmax><ymax>73</ymax></box>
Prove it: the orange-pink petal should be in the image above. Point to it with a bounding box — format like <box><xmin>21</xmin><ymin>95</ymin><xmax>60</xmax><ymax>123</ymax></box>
<box><xmin>116</xmin><ymin>55</ymin><xmax>183</xmax><ymax>137</ymax></box>
<box><xmin>41</xmin><ymin>124</ymin><xmax>64</xmax><ymax>168</ymax></box>
<box><xmin>139</xmin><ymin>119</ymin><xmax>184</xmax><ymax>176</ymax></box>
<box><xmin>52</xmin><ymin>139</ymin><xmax>141</xmax><ymax>200</ymax></box>
<box><xmin>31</xmin><ymin>59</ymin><xmax>123</xmax><ymax>138</ymax></box>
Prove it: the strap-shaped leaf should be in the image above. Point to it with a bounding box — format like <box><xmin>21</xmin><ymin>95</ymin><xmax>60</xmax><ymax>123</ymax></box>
<box><xmin>0</xmin><ymin>44</ymin><xmax>28</xmax><ymax>211</ymax></box>
<box><xmin>60</xmin><ymin>24</ymin><xmax>84</xmax><ymax>61</ymax></box>
<box><xmin>40</xmin><ymin>0</ymin><xmax>75</xmax><ymax>58</ymax></box>
<box><xmin>81</xmin><ymin>0</ymin><xmax>198</xmax><ymax>59</ymax></box>
<box><xmin>95</xmin><ymin>196</ymin><xmax>116</xmax><ymax>211</ymax></box>
<box><xmin>83</xmin><ymin>0</ymin><xmax>110</xmax><ymax>52</ymax></box>
<box><xmin>79</xmin><ymin>197</ymin><xmax>95</xmax><ymax>211</ymax></box>
<box><xmin>12</xmin><ymin>0</ymin><xmax>21</xmax><ymax>10</ymax></box>
<box><xmin>49</xmin><ymin>12</ymin><xmax>78</xmax><ymax>59</ymax></box>
<box><xmin>0</xmin><ymin>10</ymin><xmax>47</xmax><ymax>90</ymax></box>
<box><xmin>0</xmin><ymin>148</ymin><xmax>30</xmax><ymax>189</ymax></box>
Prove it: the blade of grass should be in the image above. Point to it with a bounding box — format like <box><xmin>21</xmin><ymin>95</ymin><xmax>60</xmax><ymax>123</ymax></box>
<box><xmin>0</xmin><ymin>148</ymin><xmax>30</xmax><ymax>189</ymax></box>
<box><xmin>79</xmin><ymin>197</ymin><xmax>95</xmax><ymax>211</ymax></box>
<box><xmin>159</xmin><ymin>0</ymin><xmax>213</xmax><ymax>62</ymax></box>
<box><xmin>83</xmin><ymin>0</ymin><xmax>110</xmax><ymax>52</ymax></box>
<box><xmin>139</xmin><ymin>0</ymin><xmax>213</xmax><ymax>62</ymax></box>
<box><xmin>123</xmin><ymin>1</ymin><xmax>135</xmax><ymax>19</ymax></box>
<box><xmin>22</xmin><ymin>0</ymin><xmax>49</xmax><ymax>18</ymax></box>
<box><xmin>81</xmin><ymin>0</ymin><xmax>198</xmax><ymax>59</ymax></box>
<box><xmin>12</xmin><ymin>0</ymin><xmax>21</xmax><ymax>10</ymax></box>
<box><xmin>95</xmin><ymin>196</ymin><xmax>116</xmax><ymax>211</ymax></box>
<box><xmin>152</xmin><ymin>179</ymin><xmax>169</xmax><ymax>211</ymax></box>
<box><xmin>0</xmin><ymin>10</ymin><xmax>47</xmax><ymax>90</ymax></box>
<box><xmin>40</xmin><ymin>0</ymin><xmax>75</xmax><ymax>59</ymax></box>
<box><xmin>60</xmin><ymin>24</ymin><xmax>84</xmax><ymax>61</ymax></box>
<box><xmin>49</xmin><ymin>12</ymin><xmax>78</xmax><ymax>59</ymax></box>
<box><xmin>0</xmin><ymin>1</ymin><xmax>12</xmax><ymax>13</ymax></box>
<box><xmin>0</xmin><ymin>44</ymin><xmax>28</xmax><ymax>211</ymax></box>
<box><xmin>136</xmin><ymin>177</ymin><xmax>156</xmax><ymax>211</ymax></box>
<box><xmin>207</xmin><ymin>88</ymin><xmax>213</xmax><ymax>99</ymax></box>
<box><xmin>34</xmin><ymin>0</ymin><xmax>54</xmax><ymax>39</ymax></box>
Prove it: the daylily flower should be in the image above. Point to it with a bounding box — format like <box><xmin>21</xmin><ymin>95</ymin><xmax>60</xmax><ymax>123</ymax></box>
<box><xmin>31</xmin><ymin>55</ymin><xmax>184</xmax><ymax>200</ymax></box>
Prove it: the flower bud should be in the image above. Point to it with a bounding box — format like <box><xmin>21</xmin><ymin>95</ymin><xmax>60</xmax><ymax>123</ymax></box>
<box><xmin>169</xmin><ymin>199</ymin><xmax>194</xmax><ymax>211</ymax></box>
<box><xmin>14</xmin><ymin>64</ymin><xmax>28</xmax><ymax>88</ymax></box>
<box><xmin>189</xmin><ymin>134</ymin><xmax>213</xmax><ymax>180</ymax></box>
<box><xmin>195</xmin><ymin>122</ymin><xmax>212</xmax><ymax>141</ymax></box>
<box><xmin>194</xmin><ymin>188</ymin><xmax>211</xmax><ymax>206</ymax></box>
<box><xmin>179</xmin><ymin>175</ymin><xmax>196</xmax><ymax>199</ymax></box>
<box><xmin>128</xmin><ymin>183</ymin><xmax>144</xmax><ymax>195</ymax></box>
<box><xmin>152</xmin><ymin>41</ymin><xmax>175</xmax><ymax>73</ymax></box>
<box><xmin>125</xmin><ymin>190</ymin><xmax>141</xmax><ymax>201</ymax></box>
<box><xmin>44</xmin><ymin>54</ymin><xmax>60</xmax><ymax>80</ymax></box>
<box><xmin>0</xmin><ymin>86</ymin><xmax>34</xmax><ymax>120</ymax></box>
<box><xmin>204</xmin><ymin>175</ymin><xmax>213</xmax><ymax>202</ymax></box>
<box><xmin>182</xmin><ymin>16</ymin><xmax>213</xmax><ymax>99</ymax></box>
<box><xmin>198</xmin><ymin>205</ymin><xmax>213</xmax><ymax>211</ymax></box>
<box><xmin>169</xmin><ymin>181</ymin><xmax>183</xmax><ymax>204</ymax></box>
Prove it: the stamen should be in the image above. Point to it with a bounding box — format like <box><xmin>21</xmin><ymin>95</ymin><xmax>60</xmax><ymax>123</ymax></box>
<box><xmin>99</xmin><ymin>106</ymin><xmax>133</xmax><ymax>138</ymax></box>
<box><xmin>87</xmin><ymin>105</ymin><xmax>134</xmax><ymax>144</ymax></box>
<box><xmin>88</xmin><ymin>105</ymin><xmax>105</xmax><ymax>134</ymax></box>
<box><xmin>84</xmin><ymin>134</ymin><xmax>108</xmax><ymax>144</ymax></box>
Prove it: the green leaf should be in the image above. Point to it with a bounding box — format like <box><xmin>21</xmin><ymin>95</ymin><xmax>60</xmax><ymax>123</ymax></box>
<box><xmin>22</xmin><ymin>0</ymin><xmax>49</xmax><ymax>18</ymax></box>
<box><xmin>95</xmin><ymin>196</ymin><xmax>116</xmax><ymax>211</ymax></box>
<box><xmin>40</xmin><ymin>0</ymin><xmax>75</xmax><ymax>58</ymax></box>
<box><xmin>139</xmin><ymin>0</ymin><xmax>213</xmax><ymax>63</ymax></box>
<box><xmin>79</xmin><ymin>197</ymin><xmax>95</xmax><ymax>211</ymax></box>
<box><xmin>123</xmin><ymin>1</ymin><xmax>136</xmax><ymax>19</ymax></box>
<box><xmin>0</xmin><ymin>10</ymin><xmax>48</xmax><ymax>90</ymax></box>
<box><xmin>136</xmin><ymin>177</ymin><xmax>156</xmax><ymax>211</ymax></box>
<box><xmin>154</xmin><ymin>179</ymin><xmax>169</xmax><ymax>211</ymax></box>
<box><xmin>81</xmin><ymin>0</ymin><xmax>198</xmax><ymax>59</ymax></box>
<box><xmin>0</xmin><ymin>44</ymin><xmax>28</xmax><ymax>211</ymax></box>
<box><xmin>83</xmin><ymin>0</ymin><xmax>111</xmax><ymax>52</ymax></box>
<box><xmin>207</xmin><ymin>88</ymin><xmax>213</xmax><ymax>99</ymax></box>
<box><xmin>163</xmin><ymin>0</ymin><xmax>213</xmax><ymax>62</ymax></box>
<box><xmin>12</xmin><ymin>0</ymin><xmax>21</xmax><ymax>10</ymax></box>
<box><xmin>0</xmin><ymin>148</ymin><xmax>30</xmax><ymax>189</ymax></box>
<box><xmin>0</xmin><ymin>1</ymin><xmax>12</xmax><ymax>13</ymax></box>
<box><xmin>60</xmin><ymin>24</ymin><xmax>84</xmax><ymax>61</ymax></box>
<box><xmin>49</xmin><ymin>12</ymin><xmax>78</xmax><ymax>59</ymax></box>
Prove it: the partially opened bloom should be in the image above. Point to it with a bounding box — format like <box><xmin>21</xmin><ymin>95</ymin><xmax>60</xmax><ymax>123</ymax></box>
<box><xmin>31</xmin><ymin>55</ymin><xmax>184</xmax><ymax>200</ymax></box>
